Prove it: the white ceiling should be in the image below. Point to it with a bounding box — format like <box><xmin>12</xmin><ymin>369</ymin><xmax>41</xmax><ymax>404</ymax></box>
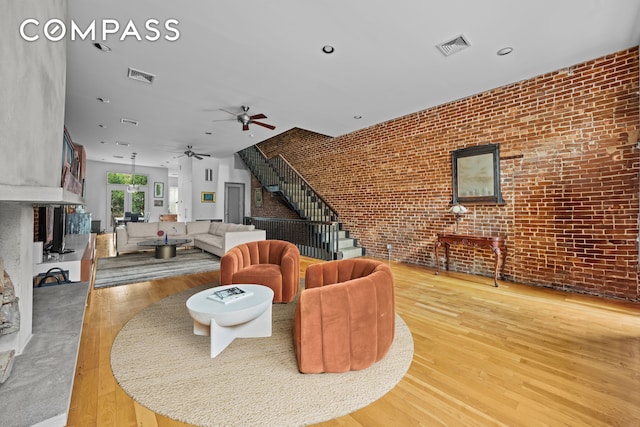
<box><xmin>63</xmin><ymin>0</ymin><xmax>640</xmax><ymax>176</ymax></box>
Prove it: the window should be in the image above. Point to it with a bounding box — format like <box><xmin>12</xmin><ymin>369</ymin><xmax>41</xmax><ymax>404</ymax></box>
<box><xmin>107</xmin><ymin>172</ymin><xmax>148</xmax><ymax>186</ymax></box>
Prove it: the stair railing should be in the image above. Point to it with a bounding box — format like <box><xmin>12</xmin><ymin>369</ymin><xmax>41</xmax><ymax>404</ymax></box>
<box><xmin>244</xmin><ymin>217</ymin><xmax>341</xmax><ymax>260</ymax></box>
<box><xmin>238</xmin><ymin>146</ymin><xmax>339</xmax><ymax>223</ymax></box>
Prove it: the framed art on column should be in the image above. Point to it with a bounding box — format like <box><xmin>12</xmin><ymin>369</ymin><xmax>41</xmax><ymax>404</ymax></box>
<box><xmin>154</xmin><ymin>182</ymin><xmax>164</xmax><ymax>198</ymax></box>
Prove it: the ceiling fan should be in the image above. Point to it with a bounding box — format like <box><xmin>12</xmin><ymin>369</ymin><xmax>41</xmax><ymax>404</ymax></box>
<box><xmin>215</xmin><ymin>106</ymin><xmax>276</xmax><ymax>131</ymax></box>
<box><xmin>180</xmin><ymin>145</ymin><xmax>211</xmax><ymax>160</ymax></box>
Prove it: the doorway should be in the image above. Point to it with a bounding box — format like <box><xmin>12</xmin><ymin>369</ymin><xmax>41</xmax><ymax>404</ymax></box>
<box><xmin>107</xmin><ymin>184</ymin><xmax>148</xmax><ymax>227</ymax></box>
<box><xmin>225</xmin><ymin>183</ymin><xmax>245</xmax><ymax>224</ymax></box>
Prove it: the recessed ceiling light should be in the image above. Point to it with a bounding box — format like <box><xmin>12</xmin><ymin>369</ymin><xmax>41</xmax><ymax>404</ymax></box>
<box><xmin>205</xmin><ymin>131</ymin><xmax>213</xmax><ymax>135</ymax></box>
<box><xmin>96</xmin><ymin>97</ymin><xmax>110</xmax><ymax>103</ymax></box>
<box><xmin>113</xmin><ymin>155</ymin><xmax>124</xmax><ymax>159</ymax></box>
<box><xmin>354</xmin><ymin>115</ymin><xmax>362</xmax><ymax>120</ymax></box>
<box><xmin>98</xmin><ymin>124</ymin><xmax>106</xmax><ymax>128</ymax></box>
<box><xmin>322</xmin><ymin>45</ymin><xmax>335</xmax><ymax>54</ymax></box>
<box><xmin>93</xmin><ymin>42</ymin><xmax>111</xmax><ymax>52</ymax></box>
<box><xmin>497</xmin><ymin>47</ymin><xmax>513</xmax><ymax>56</ymax></box>
<box><xmin>116</xmin><ymin>141</ymin><xmax>130</xmax><ymax>147</ymax></box>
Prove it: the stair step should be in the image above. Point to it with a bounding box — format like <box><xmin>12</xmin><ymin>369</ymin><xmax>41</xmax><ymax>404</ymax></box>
<box><xmin>339</xmin><ymin>246</ymin><xmax>365</xmax><ymax>260</ymax></box>
<box><xmin>240</xmin><ymin>145</ymin><xmax>366</xmax><ymax>260</ymax></box>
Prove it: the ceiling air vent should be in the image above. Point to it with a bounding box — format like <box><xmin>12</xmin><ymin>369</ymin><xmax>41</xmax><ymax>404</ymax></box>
<box><xmin>436</xmin><ymin>34</ymin><xmax>471</xmax><ymax>57</ymax></box>
<box><xmin>127</xmin><ymin>67</ymin><xmax>155</xmax><ymax>84</ymax></box>
<box><xmin>120</xmin><ymin>118</ymin><xmax>139</xmax><ymax>126</ymax></box>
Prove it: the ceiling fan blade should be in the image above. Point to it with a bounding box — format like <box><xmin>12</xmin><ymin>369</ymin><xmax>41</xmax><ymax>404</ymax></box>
<box><xmin>251</xmin><ymin>121</ymin><xmax>276</xmax><ymax>130</ymax></box>
<box><xmin>242</xmin><ymin>123</ymin><xmax>250</xmax><ymax>131</ymax></box>
<box><xmin>194</xmin><ymin>154</ymin><xmax>203</xmax><ymax>160</ymax></box>
<box><xmin>250</xmin><ymin>113</ymin><xmax>267</xmax><ymax>120</ymax></box>
<box><xmin>198</xmin><ymin>153</ymin><xmax>211</xmax><ymax>157</ymax></box>
<box><xmin>220</xmin><ymin>108</ymin><xmax>239</xmax><ymax>117</ymax></box>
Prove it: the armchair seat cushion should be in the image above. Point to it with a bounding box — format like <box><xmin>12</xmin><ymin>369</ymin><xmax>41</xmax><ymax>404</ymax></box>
<box><xmin>229</xmin><ymin>264</ymin><xmax>283</xmax><ymax>301</ymax></box>
<box><xmin>220</xmin><ymin>240</ymin><xmax>300</xmax><ymax>303</ymax></box>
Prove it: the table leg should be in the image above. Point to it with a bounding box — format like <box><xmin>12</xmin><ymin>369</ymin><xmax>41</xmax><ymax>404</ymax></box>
<box><xmin>155</xmin><ymin>244</ymin><xmax>176</xmax><ymax>259</ymax></box>
<box><xmin>208</xmin><ymin>305</ymin><xmax>272</xmax><ymax>358</ymax></box>
<box><xmin>434</xmin><ymin>240</ymin><xmax>441</xmax><ymax>275</ymax></box>
<box><xmin>444</xmin><ymin>243</ymin><xmax>450</xmax><ymax>271</ymax></box>
<box><xmin>491</xmin><ymin>246</ymin><xmax>502</xmax><ymax>287</ymax></box>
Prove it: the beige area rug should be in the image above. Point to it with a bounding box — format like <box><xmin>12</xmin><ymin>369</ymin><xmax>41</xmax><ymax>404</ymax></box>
<box><xmin>111</xmin><ymin>285</ymin><xmax>414</xmax><ymax>427</ymax></box>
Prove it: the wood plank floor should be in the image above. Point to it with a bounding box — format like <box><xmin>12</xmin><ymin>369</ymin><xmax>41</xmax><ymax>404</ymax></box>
<box><xmin>67</xmin><ymin>234</ymin><xmax>640</xmax><ymax>426</ymax></box>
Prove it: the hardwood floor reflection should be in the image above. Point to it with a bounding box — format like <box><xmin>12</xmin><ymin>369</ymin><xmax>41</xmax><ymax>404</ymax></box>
<box><xmin>66</xmin><ymin>233</ymin><xmax>640</xmax><ymax>426</ymax></box>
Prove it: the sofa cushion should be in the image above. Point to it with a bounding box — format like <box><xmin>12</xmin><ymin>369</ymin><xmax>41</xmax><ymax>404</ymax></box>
<box><xmin>126</xmin><ymin>222</ymin><xmax>158</xmax><ymax>238</ymax></box>
<box><xmin>159</xmin><ymin>222</ymin><xmax>186</xmax><ymax>236</ymax></box>
<box><xmin>187</xmin><ymin>221</ymin><xmax>211</xmax><ymax>235</ymax></box>
<box><xmin>209</xmin><ymin>222</ymin><xmax>222</xmax><ymax>235</ymax></box>
<box><xmin>194</xmin><ymin>233</ymin><xmax>224</xmax><ymax>249</ymax></box>
<box><xmin>209</xmin><ymin>222</ymin><xmax>255</xmax><ymax>235</ymax></box>
<box><xmin>228</xmin><ymin>223</ymin><xmax>255</xmax><ymax>232</ymax></box>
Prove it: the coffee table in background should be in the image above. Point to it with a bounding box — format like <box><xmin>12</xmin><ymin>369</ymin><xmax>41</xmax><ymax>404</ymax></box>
<box><xmin>137</xmin><ymin>238</ymin><xmax>192</xmax><ymax>259</ymax></box>
<box><xmin>186</xmin><ymin>284</ymin><xmax>274</xmax><ymax>358</ymax></box>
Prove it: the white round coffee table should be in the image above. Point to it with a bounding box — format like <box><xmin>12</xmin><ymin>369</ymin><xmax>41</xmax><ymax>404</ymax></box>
<box><xmin>186</xmin><ymin>284</ymin><xmax>274</xmax><ymax>358</ymax></box>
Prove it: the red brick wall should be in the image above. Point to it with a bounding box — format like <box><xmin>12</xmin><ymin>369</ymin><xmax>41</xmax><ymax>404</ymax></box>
<box><xmin>249</xmin><ymin>175</ymin><xmax>299</xmax><ymax>219</ymax></box>
<box><xmin>257</xmin><ymin>48</ymin><xmax>640</xmax><ymax>300</ymax></box>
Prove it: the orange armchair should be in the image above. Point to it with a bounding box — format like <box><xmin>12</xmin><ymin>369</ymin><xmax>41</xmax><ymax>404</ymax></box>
<box><xmin>220</xmin><ymin>240</ymin><xmax>300</xmax><ymax>303</ymax></box>
<box><xmin>294</xmin><ymin>259</ymin><xmax>395</xmax><ymax>373</ymax></box>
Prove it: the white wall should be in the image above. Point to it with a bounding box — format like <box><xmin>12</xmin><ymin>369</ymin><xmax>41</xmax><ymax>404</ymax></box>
<box><xmin>178</xmin><ymin>155</ymin><xmax>252</xmax><ymax>222</ymax></box>
<box><xmin>84</xmin><ymin>156</ymin><xmax>251</xmax><ymax>226</ymax></box>
<box><xmin>84</xmin><ymin>160</ymin><xmax>169</xmax><ymax>227</ymax></box>
<box><xmin>0</xmin><ymin>0</ymin><xmax>67</xmax><ymax>354</ymax></box>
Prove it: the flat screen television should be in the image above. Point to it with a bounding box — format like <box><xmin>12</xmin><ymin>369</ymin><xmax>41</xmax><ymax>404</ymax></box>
<box><xmin>37</xmin><ymin>206</ymin><xmax>54</xmax><ymax>249</ymax></box>
<box><xmin>51</xmin><ymin>206</ymin><xmax>68</xmax><ymax>253</ymax></box>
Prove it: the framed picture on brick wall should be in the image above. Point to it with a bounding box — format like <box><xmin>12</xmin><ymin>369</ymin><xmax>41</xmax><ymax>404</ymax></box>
<box><xmin>452</xmin><ymin>143</ymin><xmax>505</xmax><ymax>204</ymax></box>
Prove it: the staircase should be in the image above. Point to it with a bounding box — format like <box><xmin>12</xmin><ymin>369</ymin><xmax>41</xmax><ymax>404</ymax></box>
<box><xmin>238</xmin><ymin>146</ymin><xmax>364</xmax><ymax>260</ymax></box>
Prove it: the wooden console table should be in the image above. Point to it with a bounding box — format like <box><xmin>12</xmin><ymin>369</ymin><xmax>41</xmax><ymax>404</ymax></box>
<box><xmin>434</xmin><ymin>233</ymin><xmax>506</xmax><ymax>287</ymax></box>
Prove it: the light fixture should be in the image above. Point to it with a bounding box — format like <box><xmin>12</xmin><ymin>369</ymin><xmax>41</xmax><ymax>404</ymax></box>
<box><xmin>96</xmin><ymin>97</ymin><xmax>110</xmax><ymax>103</ymax></box>
<box><xmin>93</xmin><ymin>42</ymin><xmax>111</xmax><ymax>52</ymax></box>
<box><xmin>497</xmin><ymin>47</ymin><xmax>513</xmax><ymax>56</ymax></box>
<box><xmin>353</xmin><ymin>115</ymin><xmax>362</xmax><ymax>120</ymax></box>
<box><xmin>449</xmin><ymin>204</ymin><xmax>468</xmax><ymax>234</ymax></box>
<box><xmin>127</xmin><ymin>153</ymin><xmax>139</xmax><ymax>193</ymax></box>
<box><xmin>322</xmin><ymin>45</ymin><xmax>335</xmax><ymax>54</ymax></box>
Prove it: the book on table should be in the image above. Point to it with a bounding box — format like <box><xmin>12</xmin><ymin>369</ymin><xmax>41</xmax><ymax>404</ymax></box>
<box><xmin>207</xmin><ymin>286</ymin><xmax>253</xmax><ymax>304</ymax></box>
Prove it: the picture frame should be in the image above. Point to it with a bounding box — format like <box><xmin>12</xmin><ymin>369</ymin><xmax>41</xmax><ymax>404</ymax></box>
<box><xmin>452</xmin><ymin>143</ymin><xmax>504</xmax><ymax>204</ymax></box>
<box><xmin>201</xmin><ymin>191</ymin><xmax>216</xmax><ymax>203</ymax></box>
<box><xmin>154</xmin><ymin>200</ymin><xmax>163</xmax><ymax>207</ymax></box>
<box><xmin>154</xmin><ymin>182</ymin><xmax>164</xmax><ymax>198</ymax></box>
<box><xmin>254</xmin><ymin>188</ymin><xmax>263</xmax><ymax>208</ymax></box>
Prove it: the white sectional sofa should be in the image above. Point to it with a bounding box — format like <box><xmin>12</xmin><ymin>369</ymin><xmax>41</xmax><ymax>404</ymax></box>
<box><xmin>115</xmin><ymin>221</ymin><xmax>266</xmax><ymax>257</ymax></box>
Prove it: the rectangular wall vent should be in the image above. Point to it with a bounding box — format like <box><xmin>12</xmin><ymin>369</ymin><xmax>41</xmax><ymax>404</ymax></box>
<box><xmin>436</xmin><ymin>34</ymin><xmax>471</xmax><ymax>57</ymax></box>
<box><xmin>127</xmin><ymin>67</ymin><xmax>155</xmax><ymax>84</ymax></box>
<box><xmin>120</xmin><ymin>118</ymin><xmax>139</xmax><ymax>126</ymax></box>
